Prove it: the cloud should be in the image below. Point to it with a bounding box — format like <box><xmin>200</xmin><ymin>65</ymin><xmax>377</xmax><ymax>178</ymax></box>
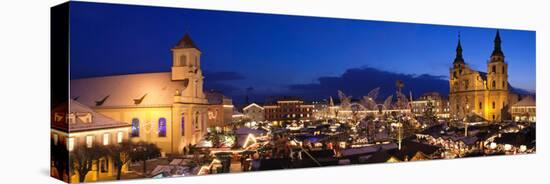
<box><xmin>203</xmin><ymin>71</ymin><xmax>247</xmax><ymax>96</ymax></box>
<box><xmin>287</xmin><ymin>67</ymin><xmax>450</xmax><ymax>102</ymax></box>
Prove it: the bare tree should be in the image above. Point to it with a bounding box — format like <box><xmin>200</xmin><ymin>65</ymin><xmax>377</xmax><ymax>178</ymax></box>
<box><xmin>130</xmin><ymin>141</ymin><xmax>161</xmax><ymax>176</ymax></box>
<box><xmin>106</xmin><ymin>141</ymin><xmax>133</xmax><ymax>180</ymax></box>
<box><xmin>69</xmin><ymin>142</ymin><xmax>104</xmax><ymax>183</ymax></box>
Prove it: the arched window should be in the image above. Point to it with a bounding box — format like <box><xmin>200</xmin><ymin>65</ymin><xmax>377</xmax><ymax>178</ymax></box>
<box><xmin>194</xmin><ymin>112</ymin><xmax>199</xmax><ymax>129</ymax></box>
<box><xmin>179</xmin><ymin>55</ymin><xmax>187</xmax><ymax>66</ymax></box>
<box><xmin>181</xmin><ymin>113</ymin><xmax>185</xmax><ymax>136</ymax></box>
<box><xmin>492</xmin><ymin>102</ymin><xmax>496</xmax><ymax>109</ymax></box>
<box><xmin>492</xmin><ymin>66</ymin><xmax>496</xmax><ymax>73</ymax></box>
<box><xmin>158</xmin><ymin>118</ymin><xmax>167</xmax><ymax>137</ymax></box>
<box><xmin>502</xmin><ymin>81</ymin><xmax>506</xmax><ymax>89</ymax></box>
<box><xmin>479</xmin><ymin>102</ymin><xmax>482</xmax><ymax>110</ymax></box>
<box><xmin>492</xmin><ymin>80</ymin><xmax>496</xmax><ymax>88</ymax></box>
<box><xmin>131</xmin><ymin>118</ymin><xmax>140</xmax><ymax>137</ymax></box>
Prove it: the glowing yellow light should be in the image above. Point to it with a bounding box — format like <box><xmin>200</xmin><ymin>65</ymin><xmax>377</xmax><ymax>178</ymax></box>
<box><xmin>117</xmin><ymin>131</ymin><xmax>123</xmax><ymax>143</ymax></box>
<box><xmin>66</xmin><ymin>127</ymin><xmax>129</xmax><ymax>137</ymax></box>
<box><xmin>67</xmin><ymin>137</ymin><xmax>75</xmax><ymax>151</ymax></box>
<box><xmin>103</xmin><ymin>133</ymin><xmax>110</xmax><ymax>145</ymax></box>
<box><xmin>242</xmin><ymin>133</ymin><xmax>257</xmax><ymax>148</ymax></box>
<box><xmin>86</xmin><ymin>135</ymin><xmax>93</xmax><ymax>148</ymax></box>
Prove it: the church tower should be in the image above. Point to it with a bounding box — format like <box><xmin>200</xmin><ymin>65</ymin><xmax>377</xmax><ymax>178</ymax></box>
<box><xmin>171</xmin><ymin>34</ymin><xmax>206</xmax><ymax>102</ymax></box>
<box><xmin>449</xmin><ymin>34</ymin><xmax>467</xmax><ymax>117</ymax></box>
<box><xmin>450</xmin><ymin>33</ymin><xmax>465</xmax><ymax>85</ymax></box>
<box><xmin>171</xmin><ymin>33</ymin><xmax>209</xmax><ymax>153</ymax></box>
<box><xmin>486</xmin><ymin>30</ymin><xmax>509</xmax><ymax>121</ymax></box>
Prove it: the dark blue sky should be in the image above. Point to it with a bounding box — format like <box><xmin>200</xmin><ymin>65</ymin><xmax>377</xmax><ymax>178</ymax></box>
<box><xmin>69</xmin><ymin>2</ymin><xmax>535</xmax><ymax>104</ymax></box>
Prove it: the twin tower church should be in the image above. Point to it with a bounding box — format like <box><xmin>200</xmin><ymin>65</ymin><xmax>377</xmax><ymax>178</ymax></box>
<box><xmin>449</xmin><ymin>30</ymin><xmax>515</xmax><ymax>122</ymax></box>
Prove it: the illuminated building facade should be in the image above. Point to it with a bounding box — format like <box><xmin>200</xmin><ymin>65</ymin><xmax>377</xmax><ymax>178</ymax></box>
<box><xmin>411</xmin><ymin>92</ymin><xmax>450</xmax><ymax>118</ymax></box>
<box><xmin>51</xmin><ymin>100</ymin><xmax>131</xmax><ymax>182</ymax></box>
<box><xmin>205</xmin><ymin>91</ymin><xmax>234</xmax><ymax>127</ymax></box>
<box><xmin>449</xmin><ymin>31</ymin><xmax>511</xmax><ymax>122</ymax></box>
<box><xmin>511</xmin><ymin>96</ymin><xmax>536</xmax><ymax>122</ymax></box>
<box><xmin>264</xmin><ymin>98</ymin><xmax>314</xmax><ymax>124</ymax></box>
<box><xmin>70</xmin><ymin>34</ymin><xmax>216</xmax><ymax>154</ymax></box>
<box><xmin>243</xmin><ymin>103</ymin><xmax>265</xmax><ymax>122</ymax></box>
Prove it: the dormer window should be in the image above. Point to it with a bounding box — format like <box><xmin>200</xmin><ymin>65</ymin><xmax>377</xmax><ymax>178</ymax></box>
<box><xmin>76</xmin><ymin>112</ymin><xmax>93</xmax><ymax>123</ymax></box>
<box><xmin>54</xmin><ymin>112</ymin><xmax>64</xmax><ymax>123</ymax></box>
<box><xmin>68</xmin><ymin>113</ymin><xmax>76</xmax><ymax>124</ymax></box>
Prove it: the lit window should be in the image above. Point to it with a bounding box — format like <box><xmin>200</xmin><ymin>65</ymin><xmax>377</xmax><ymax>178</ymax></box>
<box><xmin>131</xmin><ymin>118</ymin><xmax>140</xmax><ymax>137</ymax></box>
<box><xmin>181</xmin><ymin>113</ymin><xmax>185</xmax><ymax>136</ymax></box>
<box><xmin>68</xmin><ymin>113</ymin><xmax>76</xmax><ymax>124</ymax></box>
<box><xmin>67</xmin><ymin>137</ymin><xmax>75</xmax><ymax>151</ymax></box>
<box><xmin>53</xmin><ymin>134</ymin><xmax>58</xmax><ymax>146</ymax></box>
<box><xmin>158</xmin><ymin>118</ymin><xmax>167</xmax><ymax>137</ymax></box>
<box><xmin>86</xmin><ymin>136</ymin><xmax>93</xmax><ymax>148</ymax></box>
<box><xmin>117</xmin><ymin>131</ymin><xmax>123</xmax><ymax>143</ymax></box>
<box><xmin>54</xmin><ymin>112</ymin><xmax>64</xmax><ymax>123</ymax></box>
<box><xmin>77</xmin><ymin>113</ymin><xmax>93</xmax><ymax>123</ymax></box>
<box><xmin>103</xmin><ymin>133</ymin><xmax>110</xmax><ymax>145</ymax></box>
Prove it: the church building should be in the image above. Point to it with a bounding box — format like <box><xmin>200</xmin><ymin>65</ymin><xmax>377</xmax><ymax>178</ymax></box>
<box><xmin>70</xmin><ymin>34</ymin><xmax>226</xmax><ymax>154</ymax></box>
<box><xmin>449</xmin><ymin>30</ymin><xmax>511</xmax><ymax>122</ymax></box>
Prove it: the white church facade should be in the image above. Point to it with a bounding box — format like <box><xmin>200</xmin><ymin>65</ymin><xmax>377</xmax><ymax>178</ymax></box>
<box><xmin>70</xmin><ymin>34</ymin><xmax>220</xmax><ymax>154</ymax></box>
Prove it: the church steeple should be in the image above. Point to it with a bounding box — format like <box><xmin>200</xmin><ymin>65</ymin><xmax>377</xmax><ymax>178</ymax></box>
<box><xmin>491</xmin><ymin>30</ymin><xmax>504</xmax><ymax>58</ymax></box>
<box><xmin>174</xmin><ymin>34</ymin><xmax>200</xmax><ymax>51</ymax></box>
<box><xmin>453</xmin><ymin>32</ymin><xmax>465</xmax><ymax>64</ymax></box>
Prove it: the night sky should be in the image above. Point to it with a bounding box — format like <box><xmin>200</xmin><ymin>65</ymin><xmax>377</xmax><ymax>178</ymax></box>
<box><xmin>69</xmin><ymin>2</ymin><xmax>536</xmax><ymax>105</ymax></box>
